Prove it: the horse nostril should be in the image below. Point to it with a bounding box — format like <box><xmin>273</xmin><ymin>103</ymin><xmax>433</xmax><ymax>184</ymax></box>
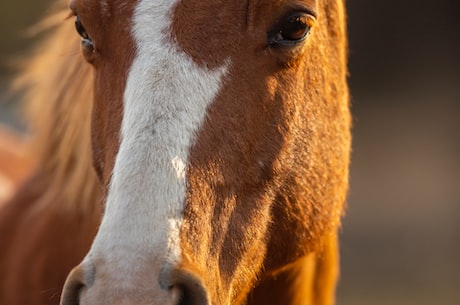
<box><xmin>162</xmin><ymin>268</ymin><xmax>210</xmax><ymax>305</ymax></box>
<box><xmin>60</xmin><ymin>265</ymin><xmax>86</xmax><ymax>305</ymax></box>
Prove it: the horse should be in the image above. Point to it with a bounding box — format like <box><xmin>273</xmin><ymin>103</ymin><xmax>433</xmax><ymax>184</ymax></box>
<box><xmin>0</xmin><ymin>0</ymin><xmax>351</xmax><ymax>304</ymax></box>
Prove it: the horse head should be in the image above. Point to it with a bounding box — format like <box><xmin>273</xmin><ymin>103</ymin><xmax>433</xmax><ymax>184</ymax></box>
<box><xmin>61</xmin><ymin>0</ymin><xmax>350</xmax><ymax>304</ymax></box>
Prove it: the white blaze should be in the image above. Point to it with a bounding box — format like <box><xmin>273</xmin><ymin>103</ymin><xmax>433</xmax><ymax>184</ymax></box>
<box><xmin>84</xmin><ymin>0</ymin><xmax>227</xmax><ymax>289</ymax></box>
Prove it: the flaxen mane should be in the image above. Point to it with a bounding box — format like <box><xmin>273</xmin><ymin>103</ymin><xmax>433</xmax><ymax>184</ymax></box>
<box><xmin>0</xmin><ymin>3</ymin><xmax>101</xmax><ymax>304</ymax></box>
<box><xmin>15</xmin><ymin>5</ymin><xmax>99</xmax><ymax>212</ymax></box>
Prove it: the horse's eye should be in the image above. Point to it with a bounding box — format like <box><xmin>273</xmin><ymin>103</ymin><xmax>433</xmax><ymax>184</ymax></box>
<box><xmin>75</xmin><ymin>16</ymin><xmax>94</xmax><ymax>52</ymax></box>
<box><xmin>269</xmin><ymin>12</ymin><xmax>316</xmax><ymax>47</ymax></box>
<box><xmin>75</xmin><ymin>16</ymin><xmax>89</xmax><ymax>40</ymax></box>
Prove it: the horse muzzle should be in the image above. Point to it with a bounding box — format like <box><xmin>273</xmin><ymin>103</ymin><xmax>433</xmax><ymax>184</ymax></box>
<box><xmin>60</xmin><ymin>262</ymin><xmax>210</xmax><ymax>305</ymax></box>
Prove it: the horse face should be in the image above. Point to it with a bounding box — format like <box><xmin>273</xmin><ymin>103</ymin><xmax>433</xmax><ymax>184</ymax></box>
<box><xmin>62</xmin><ymin>0</ymin><xmax>350</xmax><ymax>304</ymax></box>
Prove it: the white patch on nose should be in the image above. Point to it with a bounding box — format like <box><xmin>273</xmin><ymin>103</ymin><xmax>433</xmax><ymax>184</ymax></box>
<box><xmin>83</xmin><ymin>0</ymin><xmax>227</xmax><ymax>292</ymax></box>
<box><xmin>171</xmin><ymin>156</ymin><xmax>186</xmax><ymax>179</ymax></box>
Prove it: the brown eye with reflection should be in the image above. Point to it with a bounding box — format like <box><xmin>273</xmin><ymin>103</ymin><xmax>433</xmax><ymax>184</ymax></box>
<box><xmin>75</xmin><ymin>16</ymin><xmax>95</xmax><ymax>54</ymax></box>
<box><xmin>268</xmin><ymin>12</ymin><xmax>316</xmax><ymax>47</ymax></box>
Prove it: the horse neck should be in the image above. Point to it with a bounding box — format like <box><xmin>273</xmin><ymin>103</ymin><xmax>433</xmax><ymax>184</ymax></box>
<box><xmin>248</xmin><ymin>233</ymin><xmax>339</xmax><ymax>305</ymax></box>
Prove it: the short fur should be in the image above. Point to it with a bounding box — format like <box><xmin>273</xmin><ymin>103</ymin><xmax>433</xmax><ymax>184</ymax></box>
<box><xmin>0</xmin><ymin>0</ymin><xmax>350</xmax><ymax>304</ymax></box>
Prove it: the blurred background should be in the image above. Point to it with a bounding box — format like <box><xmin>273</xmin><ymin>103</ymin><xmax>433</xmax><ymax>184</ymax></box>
<box><xmin>340</xmin><ymin>1</ymin><xmax>460</xmax><ymax>304</ymax></box>
<box><xmin>0</xmin><ymin>1</ymin><xmax>459</xmax><ymax>304</ymax></box>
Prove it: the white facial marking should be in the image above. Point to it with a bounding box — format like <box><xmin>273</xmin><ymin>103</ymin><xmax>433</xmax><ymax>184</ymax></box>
<box><xmin>83</xmin><ymin>0</ymin><xmax>227</xmax><ymax>293</ymax></box>
<box><xmin>171</xmin><ymin>156</ymin><xmax>186</xmax><ymax>179</ymax></box>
